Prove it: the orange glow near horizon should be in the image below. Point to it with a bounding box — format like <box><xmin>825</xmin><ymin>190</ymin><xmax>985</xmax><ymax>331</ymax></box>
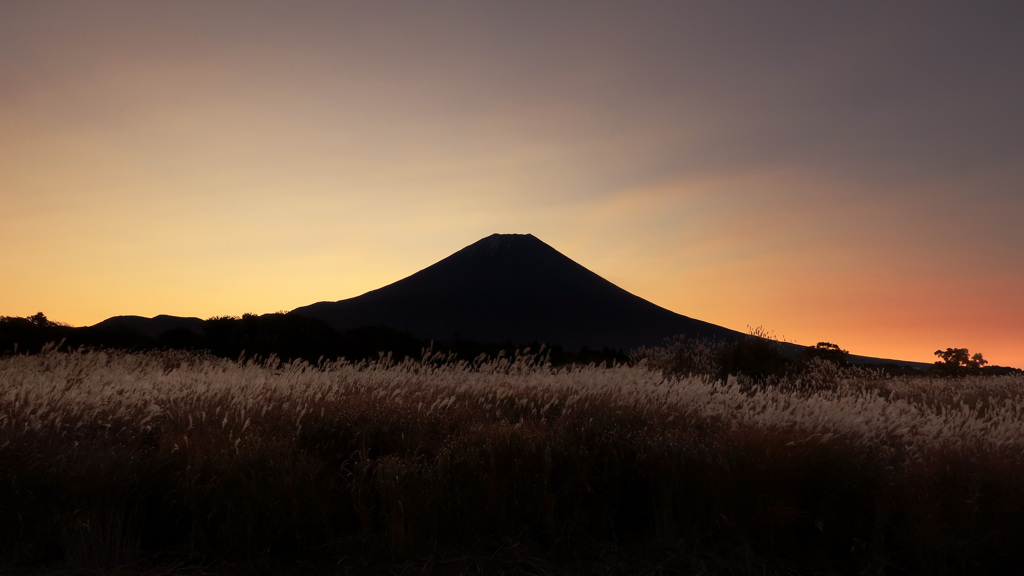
<box><xmin>3</xmin><ymin>3</ymin><xmax>1022</xmax><ymax>368</ymax></box>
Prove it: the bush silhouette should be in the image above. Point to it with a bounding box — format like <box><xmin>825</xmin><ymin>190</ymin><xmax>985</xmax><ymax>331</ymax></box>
<box><xmin>933</xmin><ymin>347</ymin><xmax>988</xmax><ymax>376</ymax></box>
<box><xmin>636</xmin><ymin>327</ymin><xmax>794</xmax><ymax>382</ymax></box>
<box><xmin>716</xmin><ymin>328</ymin><xmax>793</xmax><ymax>381</ymax></box>
<box><xmin>802</xmin><ymin>342</ymin><xmax>849</xmax><ymax>366</ymax></box>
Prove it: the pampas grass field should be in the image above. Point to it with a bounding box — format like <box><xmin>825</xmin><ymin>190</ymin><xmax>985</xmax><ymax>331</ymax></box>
<box><xmin>3</xmin><ymin>346</ymin><xmax>1024</xmax><ymax>574</ymax></box>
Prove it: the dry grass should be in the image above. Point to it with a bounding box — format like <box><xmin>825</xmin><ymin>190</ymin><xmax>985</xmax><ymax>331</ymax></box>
<box><xmin>2</xmin><ymin>347</ymin><xmax>1023</xmax><ymax>574</ymax></box>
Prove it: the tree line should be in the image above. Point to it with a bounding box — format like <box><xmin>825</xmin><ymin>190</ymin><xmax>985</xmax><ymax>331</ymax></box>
<box><xmin>0</xmin><ymin>312</ymin><xmax>628</xmax><ymax>367</ymax></box>
<box><xmin>1</xmin><ymin>312</ymin><xmax>1017</xmax><ymax>376</ymax></box>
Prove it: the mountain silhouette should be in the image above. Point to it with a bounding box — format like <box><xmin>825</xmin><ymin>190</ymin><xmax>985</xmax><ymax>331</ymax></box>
<box><xmin>91</xmin><ymin>314</ymin><xmax>205</xmax><ymax>338</ymax></box>
<box><xmin>290</xmin><ymin>233</ymin><xmax>743</xmax><ymax>351</ymax></box>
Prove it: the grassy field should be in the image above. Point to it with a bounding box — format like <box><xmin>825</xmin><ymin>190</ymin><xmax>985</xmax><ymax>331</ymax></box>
<box><xmin>2</xmin><ymin>347</ymin><xmax>1023</xmax><ymax>574</ymax></box>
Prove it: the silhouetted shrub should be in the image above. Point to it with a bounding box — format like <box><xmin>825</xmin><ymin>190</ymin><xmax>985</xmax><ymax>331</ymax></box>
<box><xmin>802</xmin><ymin>342</ymin><xmax>849</xmax><ymax>366</ymax></box>
<box><xmin>636</xmin><ymin>327</ymin><xmax>795</xmax><ymax>383</ymax></box>
<box><xmin>716</xmin><ymin>327</ymin><xmax>794</xmax><ymax>381</ymax></box>
<box><xmin>631</xmin><ymin>334</ymin><xmax>726</xmax><ymax>377</ymax></box>
<box><xmin>933</xmin><ymin>347</ymin><xmax>988</xmax><ymax>376</ymax></box>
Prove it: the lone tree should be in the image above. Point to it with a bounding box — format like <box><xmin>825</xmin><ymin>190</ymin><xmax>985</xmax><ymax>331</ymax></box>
<box><xmin>803</xmin><ymin>342</ymin><xmax>849</xmax><ymax>365</ymax></box>
<box><xmin>933</xmin><ymin>347</ymin><xmax>988</xmax><ymax>375</ymax></box>
<box><xmin>28</xmin><ymin>312</ymin><xmax>50</xmax><ymax>327</ymax></box>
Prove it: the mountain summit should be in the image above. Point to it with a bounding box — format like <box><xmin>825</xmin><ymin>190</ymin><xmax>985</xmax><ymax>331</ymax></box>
<box><xmin>290</xmin><ymin>233</ymin><xmax>741</xmax><ymax>350</ymax></box>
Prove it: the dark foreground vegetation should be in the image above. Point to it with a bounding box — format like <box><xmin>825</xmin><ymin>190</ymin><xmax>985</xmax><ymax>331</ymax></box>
<box><xmin>0</xmin><ymin>312</ymin><xmax>630</xmax><ymax>369</ymax></box>
<box><xmin>7</xmin><ymin>312</ymin><xmax>1019</xmax><ymax>379</ymax></box>
<box><xmin>3</xmin><ymin>344</ymin><xmax>1024</xmax><ymax>575</ymax></box>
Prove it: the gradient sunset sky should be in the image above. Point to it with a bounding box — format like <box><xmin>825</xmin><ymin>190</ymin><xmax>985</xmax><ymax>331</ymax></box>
<box><xmin>3</xmin><ymin>2</ymin><xmax>1022</xmax><ymax>367</ymax></box>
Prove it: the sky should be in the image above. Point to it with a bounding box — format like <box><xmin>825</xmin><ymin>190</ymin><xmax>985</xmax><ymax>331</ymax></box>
<box><xmin>2</xmin><ymin>2</ymin><xmax>1022</xmax><ymax>367</ymax></box>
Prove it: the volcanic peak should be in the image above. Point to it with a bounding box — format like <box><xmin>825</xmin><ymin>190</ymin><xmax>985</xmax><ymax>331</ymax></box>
<box><xmin>450</xmin><ymin>233</ymin><xmax>548</xmax><ymax>260</ymax></box>
<box><xmin>288</xmin><ymin>232</ymin><xmax>741</xmax><ymax>350</ymax></box>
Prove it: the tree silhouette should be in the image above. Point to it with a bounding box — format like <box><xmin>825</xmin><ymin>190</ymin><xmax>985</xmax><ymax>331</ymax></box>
<box><xmin>0</xmin><ymin>312</ymin><xmax>74</xmax><ymax>354</ymax></box>
<box><xmin>802</xmin><ymin>342</ymin><xmax>849</xmax><ymax>365</ymax></box>
<box><xmin>26</xmin><ymin>312</ymin><xmax>67</xmax><ymax>328</ymax></box>
<box><xmin>934</xmin><ymin>347</ymin><xmax>988</xmax><ymax>375</ymax></box>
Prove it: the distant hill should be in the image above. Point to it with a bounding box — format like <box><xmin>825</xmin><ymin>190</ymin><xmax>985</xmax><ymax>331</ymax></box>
<box><xmin>91</xmin><ymin>315</ymin><xmax>205</xmax><ymax>339</ymax></box>
<box><xmin>290</xmin><ymin>233</ymin><xmax>744</xmax><ymax>351</ymax></box>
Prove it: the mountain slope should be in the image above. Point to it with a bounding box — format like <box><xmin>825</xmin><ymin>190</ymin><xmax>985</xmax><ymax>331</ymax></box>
<box><xmin>290</xmin><ymin>233</ymin><xmax>743</xmax><ymax>350</ymax></box>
